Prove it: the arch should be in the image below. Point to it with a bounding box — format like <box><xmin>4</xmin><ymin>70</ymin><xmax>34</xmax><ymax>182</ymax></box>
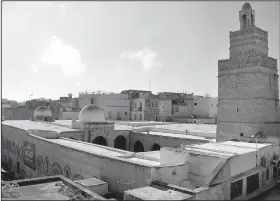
<box><xmin>92</xmin><ymin>136</ymin><xmax>107</xmax><ymax>146</ymax></box>
<box><xmin>50</xmin><ymin>162</ymin><xmax>62</xmax><ymax>176</ymax></box>
<box><xmin>63</xmin><ymin>165</ymin><xmax>72</xmax><ymax>179</ymax></box>
<box><xmin>114</xmin><ymin>135</ymin><xmax>127</xmax><ymax>150</ymax></box>
<box><xmin>16</xmin><ymin>145</ymin><xmax>20</xmax><ymax>159</ymax></box>
<box><xmin>12</xmin><ymin>141</ymin><xmax>16</xmax><ymax>153</ymax></box>
<box><xmin>73</xmin><ymin>174</ymin><xmax>84</xmax><ymax>181</ymax></box>
<box><xmin>36</xmin><ymin>156</ymin><xmax>44</xmax><ymax>176</ymax></box>
<box><xmin>44</xmin><ymin>157</ymin><xmax>50</xmax><ymax>175</ymax></box>
<box><xmin>151</xmin><ymin>143</ymin><xmax>161</xmax><ymax>151</ymax></box>
<box><xmin>134</xmin><ymin>140</ymin><xmax>144</xmax><ymax>152</ymax></box>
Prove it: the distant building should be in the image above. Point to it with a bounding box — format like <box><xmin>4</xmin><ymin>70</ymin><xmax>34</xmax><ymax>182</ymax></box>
<box><xmin>25</xmin><ymin>98</ymin><xmax>50</xmax><ymax>109</ymax></box>
<box><xmin>130</xmin><ymin>94</ymin><xmax>160</xmax><ymax>121</ymax></box>
<box><xmin>78</xmin><ymin>91</ymin><xmax>130</xmax><ymax>121</ymax></box>
<box><xmin>158</xmin><ymin>93</ymin><xmax>218</xmax><ymax>122</ymax></box>
<box><xmin>193</xmin><ymin>96</ymin><xmax>218</xmax><ymax>119</ymax></box>
<box><xmin>158</xmin><ymin>100</ymin><xmax>172</xmax><ymax>121</ymax></box>
<box><xmin>121</xmin><ymin>89</ymin><xmax>152</xmax><ymax>99</ymax></box>
<box><xmin>2</xmin><ymin>106</ymin><xmax>34</xmax><ymax>121</ymax></box>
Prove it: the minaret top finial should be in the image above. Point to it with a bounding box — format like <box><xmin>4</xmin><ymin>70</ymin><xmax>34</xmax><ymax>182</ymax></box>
<box><xmin>242</xmin><ymin>3</ymin><xmax>252</xmax><ymax>10</ymax></box>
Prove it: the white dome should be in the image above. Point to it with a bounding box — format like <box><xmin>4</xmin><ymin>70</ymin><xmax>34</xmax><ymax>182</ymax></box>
<box><xmin>34</xmin><ymin>106</ymin><xmax>52</xmax><ymax>117</ymax></box>
<box><xmin>79</xmin><ymin>105</ymin><xmax>105</xmax><ymax>123</ymax></box>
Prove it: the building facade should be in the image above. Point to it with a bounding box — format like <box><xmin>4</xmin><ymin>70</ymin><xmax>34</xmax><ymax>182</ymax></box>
<box><xmin>78</xmin><ymin>91</ymin><xmax>130</xmax><ymax>121</ymax></box>
<box><xmin>217</xmin><ymin>3</ymin><xmax>280</xmax><ymax>141</ymax></box>
<box><xmin>130</xmin><ymin>94</ymin><xmax>161</xmax><ymax>121</ymax></box>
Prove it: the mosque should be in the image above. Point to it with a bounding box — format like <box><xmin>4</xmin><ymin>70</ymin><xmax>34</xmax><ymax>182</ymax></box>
<box><xmin>1</xmin><ymin>3</ymin><xmax>280</xmax><ymax>200</ymax></box>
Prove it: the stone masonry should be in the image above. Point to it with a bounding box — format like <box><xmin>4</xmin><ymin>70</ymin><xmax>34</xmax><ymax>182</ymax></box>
<box><xmin>217</xmin><ymin>3</ymin><xmax>280</xmax><ymax>141</ymax></box>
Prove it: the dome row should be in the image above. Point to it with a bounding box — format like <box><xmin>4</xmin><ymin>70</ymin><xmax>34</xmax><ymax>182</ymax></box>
<box><xmin>34</xmin><ymin>104</ymin><xmax>105</xmax><ymax>123</ymax></box>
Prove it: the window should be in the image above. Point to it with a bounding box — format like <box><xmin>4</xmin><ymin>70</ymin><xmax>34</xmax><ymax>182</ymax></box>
<box><xmin>152</xmin><ymin>103</ymin><xmax>153</xmax><ymax>107</ymax></box>
<box><xmin>194</xmin><ymin>103</ymin><xmax>197</xmax><ymax>106</ymax></box>
<box><xmin>237</xmin><ymin>108</ymin><xmax>239</xmax><ymax>112</ymax></box>
<box><xmin>140</xmin><ymin>114</ymin><xmax>142</xmax><ymax>120</ymax></box>
<box><xmin>91</xmin><ymin>98</ymin><xmax>93</xmax><ymax>104</ymax></box>
<box><xmin>134</xmin><ymin>114</ymin><xmax>137</xmax><ymax>120</ymax></box>
<box><xmin>175</xmin><ymin>107</ymin><xmax>179</xmax><ymax>112</ymax></box>
<box><xmin>246</xmin><ymin>173</ymin><xmax>259</xmax><ymax>195</ymax></box>
<box><xmin>230</xmin><ymin>179</ymin><xmax>243</xmax><ymax>199</ymax></box>
<box><xmin>240</xmin><ymin>133</ymin><xmax>243</xmax><ymax>136</ymax></box>
<box><xmin>135</xmin><ymin>102</ymin><xmax>137</xmax><ymax>108</ymax></box>
<box><xmin>125</xmin><ymin>112</ymin><xmax>127</xmax><ymax>115</ymax></box>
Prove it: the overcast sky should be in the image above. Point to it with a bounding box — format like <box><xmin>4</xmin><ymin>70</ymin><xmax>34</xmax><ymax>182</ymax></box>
<box><xmin>2</xmin><ymin>1</ymin><xmax>279</xmax><ymax>101</ymax></box>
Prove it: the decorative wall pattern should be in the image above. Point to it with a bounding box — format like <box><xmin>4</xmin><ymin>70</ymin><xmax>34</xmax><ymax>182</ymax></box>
<box><xmin>36</xmin><ymin>156</ymin><xmax>44</xmax><ymax>176</ymax></box>
<box><xmin>50</xmin><ymin>162</ymin><xmax>62</xmax><ymax>176</ymax></box>
<box><xmin>63</xmin><ymin>165</ymin><xmax>72</xmax><ymax>179</ymax></box>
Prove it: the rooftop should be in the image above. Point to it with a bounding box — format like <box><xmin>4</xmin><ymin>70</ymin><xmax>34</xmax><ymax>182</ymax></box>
<box><xmin>1</xmin><ymin>175</ymin><xmax>106</xmax><ymax>200</ymax></box>
<box><xmin>139</xmin><ymin>131</ymin><xmax>211</xmax><ymax>141</ymax></box>
<box><xmin>125</xmin><ymin>186</ymin><xmax>193</xmax><ymax>200</ymax></box>
<box><xmin>2</xmin><ymin>120</ymin><xmax>79</xmax><ymax>134</ymax></box>
<box><xmin>184</xmin><ymin>141</ymin><xmax>271</xmax><ymax>157</ymax></box>
<box><xmin>48</xmin><ymin>138</ymin><xmax>161</xmax><ymax>166</ymax></box>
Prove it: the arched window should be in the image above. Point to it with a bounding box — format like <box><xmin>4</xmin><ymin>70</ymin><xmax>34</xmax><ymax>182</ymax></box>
<box><xmin>151</xmin><ymin>143</ymin><xmax>161</xmax><ymax>151</ymax></box>
<box><xmin>114</xmin><ymin>135</ymin><xmax>127</xmax><ymax>150</ymax></box>
<box><xmin>134</xmin><ymin>141</ymin><xmax>144</xmax><ymax>152</ymax></box>
<box><xmin>92</xmin><ymin>136</ymin><xmax>108</xmax><ymax>146</ymax></box>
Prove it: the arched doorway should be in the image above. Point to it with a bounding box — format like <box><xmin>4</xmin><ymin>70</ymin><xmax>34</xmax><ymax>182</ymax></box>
<box><xmin>151</xmin><ymin>143</ymin><xmax>161</xmax><ymax>151</ymax></box>
<box><xmin>114</xmin><ymin>135</ymin><xmax>127</xmax><ymax>150</ymax></box>
<box><xmin>92</xmin><ymin>136</ymin><xmax>107</xmax><ymax>146</ymax></box>
<box><xmin>134</xmin><ymin>140</ymin><xmax>144</xmax><ymax>152</ymax></box>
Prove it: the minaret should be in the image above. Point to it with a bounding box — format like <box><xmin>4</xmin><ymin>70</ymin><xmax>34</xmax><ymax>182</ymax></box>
<box><xmin>216</xmin><ymin>3</ymin><xmax>280</xmax><ymax>142</ymax></box>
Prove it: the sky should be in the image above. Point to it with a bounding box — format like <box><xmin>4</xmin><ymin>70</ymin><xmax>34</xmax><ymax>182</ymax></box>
<box><xmin>2</xmin><ymin>1</ymin><xmax>280</xmax><ymax>101</ymax></box>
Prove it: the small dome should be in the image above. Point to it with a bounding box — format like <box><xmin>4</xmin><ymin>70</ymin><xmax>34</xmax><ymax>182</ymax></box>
<box><xmin>242</xmin><ymin>3</ymin><xmax>251</xmax><ymax>10</ymax></box>
<box><xmin>79</xmin><ymin>104</ymin><xmax>105</xmax><ymax>123</ymax></box>
<box><xmin>34</xmin><ymin>106</ymin><xmax>52</xmax><ymax>117</ymax></box>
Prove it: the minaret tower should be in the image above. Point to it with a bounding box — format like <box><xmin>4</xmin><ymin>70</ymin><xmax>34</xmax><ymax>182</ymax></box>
<box><xmin>216</xmin><ymin>3</ymin><xmax>279</xmax><ymax>142</ymax></box>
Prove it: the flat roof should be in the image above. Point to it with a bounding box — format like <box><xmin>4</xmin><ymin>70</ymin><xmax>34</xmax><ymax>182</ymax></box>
<box><xmin>185</xmin><ymin>141</ymin><xmax>271</xmax><ymax>157</ymax></box>
<box><xmin>136</xmin><ymin>151</ymin><xmax>161</xmax><ymax>160</ymax></box>
<box><xmin>75</xmin><ymin>177</ymin><xmax>107</xmax><ymax>187</ymax></box>
<box><xmin>125</xmin><ymin>186</ymin><xmax>193</xmax><ymax>200</ymax></box>
<box><xmin>48</xmin><ymin>138</ymin><xmax>161</xmax><ymax>166</ymax></box>
<box><xmin>1</xmin><ymin>175</ymin><xmax>105</xmax><ymax>200</ymax></box>
<box><xmin>2</xmin><ymin>120</ymin><xmax>79</xmax><ymax>134</ymax></box>
<box><xmin>142</xmin><ymin>123</ymin><xmax>217</xmax><ymax>135</ymax></box>
<box><xmin>139</xmin><ymin>131</ymin><xmax>210</xmax><ymax>141</ymax></box>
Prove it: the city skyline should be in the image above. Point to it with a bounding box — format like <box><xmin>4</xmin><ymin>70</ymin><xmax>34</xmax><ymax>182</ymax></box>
<box><xmin>3</xmin><ymin>1</ymin><xmax>280</xmax><ymax>101</ymax></box>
